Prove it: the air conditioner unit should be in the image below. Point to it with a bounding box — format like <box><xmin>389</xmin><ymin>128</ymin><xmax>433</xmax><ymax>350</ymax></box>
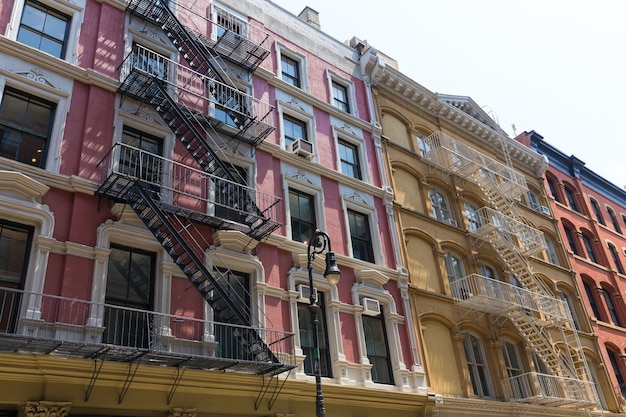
<box><xmin>287</xmin><ymin>138</ymin><xmax>314</xmax><ymax>159</ymax></box>
<box><xmin>447</xmin><ymin>218</ymin><xmax>458</xmax><ymax>227</ymax></box>
<box><xmin>539</xmin><ymin>205</ymin><xmax>551</xmax><ymax>215</ymax></box>
<box><xmin>297</xmin><ymin>284</ymin><xmax>317</xmax><ymax>303</ymax></box>
<box><xmin>361</xmin><ymin>297</ymin><xmax>381</xmax><ymax>316</ymax></box>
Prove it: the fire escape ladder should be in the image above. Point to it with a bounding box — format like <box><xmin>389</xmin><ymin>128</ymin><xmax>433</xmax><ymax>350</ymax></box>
<box><xmin>424</xmin><ymin>131</ymin><xmax>599</xmax><ymax>408</ymax></box>
<box><xmin>117</xmin><ymin>72</ymin><xmax>277</xmax><ymax>240</ymax></box>
<box><xmin>124</xmin><ymin>181</ymin><xmax>282</xmax><ymax>370</ymax></box>
<box><xmin>125</xmin><ymin>0</ymin><xmax>225</xmax><ymax>84</ymax></box>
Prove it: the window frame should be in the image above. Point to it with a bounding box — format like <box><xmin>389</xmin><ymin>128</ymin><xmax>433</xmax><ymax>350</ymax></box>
<box><xmin>564</xmin><ymin>185</ymin><xmax>580</xmax><ymax>212</ymax></box>
<box><xmin>288</xmin><ymin>187</ymin><xmax>317</xmax><ymax>244</ymax></box>
<box><xmin>463</xmin><ymin>332</ymin><xmax>494</xmax><ymax>398</ymax></box>
<box><xmin>464</xmin><ymin>201</ymin><xmax>481</xmax><ymax>232</ymax></box>
<box><xmin>282</xmin><ymin>169</ymin><xmax>326</xmax><ymax>244</ymax></box>
<box><xmin>362</xmin><ymin>306</ymin><xmax>394</xmax><ymax>385</ymax></box>
<box><xmin>608</xmin><ymin>242</ymin><xmax>624</xmax><ymax>274</ymax></box>
<box><xmin>563</xmin><ymin>223</ymin><xmax>580</xmax><ymax>256</ymax></box>
<box><xmin>546</xmin><ymin>175</ymin><xmax>560</xmax><ymax>202</ymax></box>
<box><xmin>277</xmin><ymin>100</ymin><xmax>316</xmax><ymax>158</ymax></box>
<box><xmin>341</xmin><ymin>192</ymin><xmax>382</xmax><ymax>265</ymax></box>
<box><xmin>0</xmin><ymin>87</ymin><xmax>56</xmax><ymax>169</ymax></box>
<box><xmin>346</xmin><ymin>208</ymin><xmax>375</xmax><ymax>263</ymax></box>
<box><xmin>583</xmin><ymin>280</ymin><xmax>602</xmax><ymax>320</ymax></box>
<box><xmin>332</xmin><ymin>126</ymin><xmax>369</xmax><ymax>183</ymax></box>
<box><xmin>601</xmin><ymin>287</ymin><xmax>622</xmax><ymax>327</ymax></box>
<box><xmin>607</xmin><ymin>206</ymin><xmax>622</xmax><ymax>234</ymax></box>
<box><xmin>560</xmin><ymin>290</ymin><xmax>581</xmax><ymax>330</ymax></box>
<box><xmin>543</xmin><ymin>234</ymin><xmax>561</xmax><ymax>265</ymax></box>
<box><xmin>276</xmin><ymin>44</ymin><xmax>308</xmax><ymax>91</ymax></box>
<box><xmin>7</xmin><ymin>0</ymin><xmax>85</xmax><ymax>64</ymax></box>
<box><xmin>0</xmin><ymin>78</ymin><xmax>68</xmax><ymax>174</ymax></box>
<box><xmin>297</xmin><ymin>290</ymin><xmax>333</xmax><ymax>377</ymax></box>
<box><xmin>337</xmin><ymin>138</ymin><xmax>362</xmax><ymax>180</ymax></box>
<box><xmin>326</xmin><ymin>71</ymin><xmax>357</xmax><ymax>116</ymax></box>
<box><xmin>429</xmin><ymin>187</ymin><xmax>454</xmax><ymax>224</ymax></box>
<box><xmin>581</xmin><ymin>232</ymin><xmax>598</xmax><ymax>263</ymax></box>
<box><xmin>590</xmin><ymin>197</ymin><xmax>605</xmax><ymax>225</ymax></box>
<box><xmin>17</xmin><ymin>0</ymin><xmax>71</xmax><ymax>59</ymax></box>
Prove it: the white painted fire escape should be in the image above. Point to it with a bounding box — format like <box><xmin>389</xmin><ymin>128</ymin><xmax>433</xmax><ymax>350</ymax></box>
<box><xmin>421</xmin><ymin>131</ymin><xmax>600</xmax><ymax>409</ymax></box>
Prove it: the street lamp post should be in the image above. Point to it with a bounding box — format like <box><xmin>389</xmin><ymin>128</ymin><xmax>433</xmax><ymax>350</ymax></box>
<box><xmin>307</xmin><ymin>230</ymin><xmax>341</xmax><ymax>417</ymax></box>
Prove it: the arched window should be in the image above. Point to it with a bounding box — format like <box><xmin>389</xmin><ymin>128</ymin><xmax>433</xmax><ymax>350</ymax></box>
<box><xmin>583</xmin><ymin>280</ymin><xmax>602</xmax><ymax>320</ymax></box>
<box><xmin>429</xmin><ymin>188</ymin><xmax>453</xmax><ymax>224</ymax></box>
<box><xmin>546</xmin><ymin>175</ymin><xmax>560</xmax><ymax>202</ymax></box>
<box><xmin>560</xmin><ymin>291</ymin><xmax>581</xmax><ymax>330</ymax></box>
<box><xmin>563</xmin><ymin>223</ymin><xmax>580</xmax><ymax>255</ymax></box>
<box><xmin>564</xmin><ymin>186</ymin><xmax>579</xmax><ymax>212</ymax></box>
<box><xmin>480</xmin><ymin>264</ymin><xmax>498</xmax><ymax>280</ymax></box>
<box><xmin>590</xmin><ymin>198</ymin><xmax>605</xmax><ymax>225</ymax></box>
<box><xmin>607</xmin><ymin>207</ymin><xmax>622</xmax><ymax>234</ymax></box>
<box><xmin>501</xmin><ymin>340</ymin><xmax>524</xmax><ymax>398</ymax></box>
<box><xmin>601</xmin><ymin>286</ymin><xmax>623</xmax><ymax>327</ymax></box>
<box><xmin>464</xmin><ymin>201</ymin><xmax>481</xmax><ymax>232</ymax></box>
<box><xmin>463</xmin><ymin>332</ymin><xmax>493</xmax><ymax>398</ymax></box>
<box><xmin>607</xmin><ymin>347</ymin><xmax>626</xmax><ymax>397</ymax></box>
<box><xmin>608</xmin><ymin>243</ymin><xmax>624</xmax><ymax>274</ymax></box>
<box><xmin>444</xmin><ymin>252</ymin><xmax>465</xmax><ymax>284</ymax></box>
<box><xmin>581</xmin><ymin>233</ymin><xmax>598</xmax><ymax>263</ymax></box>
<box><xmin>543</xmin><ymin>235</ymin><xmax>560</xmax><ymax>265</ymax></box>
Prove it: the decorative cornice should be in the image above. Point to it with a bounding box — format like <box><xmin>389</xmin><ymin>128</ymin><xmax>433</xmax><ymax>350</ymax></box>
<box><xmin>24</xmin><ymin>401</ymin><xmax>71</xmax><ymax>417</ymax></box>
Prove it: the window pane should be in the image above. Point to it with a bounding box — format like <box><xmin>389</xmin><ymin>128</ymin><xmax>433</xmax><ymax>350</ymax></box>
<box><xmin>289</xmin><ymin>188</ymin><xmax>315</xmax><ymax>243</ymax></box>
<box><xmin>0</xmin><ymin>221</ymin><xmax>32</xmax><ymax>285</ymax></box>
<box><xmin>297</xmin><ymin>293</ymin><xmax>331</xmax><ymax>377</ymax></box>
<box><xmin>362</xmin><ymin>310</ymin><xmax>393</xmax><ymax>384</ymax></box>
<box><xmin>348</xmin><ymin>209</ymin><xmax>374</xmax><ymax>262</ymax></box>
<box><xmin>18</xmin><ymin>1</ymin><xmax>70</xmax><ymax>59</ymax></box>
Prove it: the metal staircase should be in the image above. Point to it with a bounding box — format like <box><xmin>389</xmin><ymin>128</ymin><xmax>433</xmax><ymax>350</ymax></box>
<box><xmin>422</xmin><ymin>131</ymin><xmax>598</xmax><ymax>408</ymax></box>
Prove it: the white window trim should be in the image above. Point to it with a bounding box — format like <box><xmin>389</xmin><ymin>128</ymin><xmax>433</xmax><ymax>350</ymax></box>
<box><xmin>332</xmin><ymin>125</ymin><xmax>369</xmax><ymax>183</ymax></box>
<box><xmin>277</xmin><ymin>100</ymin><xmax>316</xmax><ymax>160</ymax></box>
<box><xmin>276</xmin><ymin>43</ymin><xmax>309</xmax><ymax>92</ymax></box>
<box><xmin>6</xmin><ymin>0</ymin><xmax>86</xmax><ymax>64</ymax></box>
<box><xmin>89</xmin><ymin>219</ymin><xmax>168</xmax><ymax>329</ymax></box>
<box><xmin>288</xmin><ymin>269</ymin><xmax>340</xmax><ymax>379</ymax></box>
<box><xmin>210</xmin><ymin>2</ymin><xmax>248</xmax><ymax>41</ymax></box>
<box><xmin>352</xmin><ymin>282</ymin><xmax>406</xmax><ymax>388</ymax></box>
<box><xmin>0</xmin><ymin>71</ymin><xmax>70</xmax><ymax>174</ymax></box>
<box><xmin>340</xmin><ymin>190</ymin><xmax>382</xmax><ymax>265</ymax></box>
<box><xmin>282</xmin><ymin>171</ymin><xmax>326</xmax><ymax>242</ymax></box>
<box><xmin>463</xmin><ymin>331</ymin><xmax>494</xmax><ymax>398</ymax></box>
<box><xmin>326</xmin><ymin>70</ymin><xmax>357</xmax><ymax>117</ymax></box>
<box><xmin>206</xmin><ymin>245</ymin><xmax>266</xmax><ymax>329</ymax></box>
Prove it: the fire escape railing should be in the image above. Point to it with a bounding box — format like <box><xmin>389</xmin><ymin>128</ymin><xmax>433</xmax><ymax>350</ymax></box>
<box><xmin>0</xmin><ymin>286</ymin><xmax>295</xmax><ymax>375</ymax></box>
<box><xmin>96</xmin><ymin>143</ymin><xmax>281</xmax><ymax>238</ymax></box>
<box><xmin>120</xmin><ymin>45</ymin><xmax>275</xmax><ymax>146</ymax></box>
<box><xmin>423</xmin><ymin>130</ymin><xmax>599</xmax><ymax>409</ymax></box>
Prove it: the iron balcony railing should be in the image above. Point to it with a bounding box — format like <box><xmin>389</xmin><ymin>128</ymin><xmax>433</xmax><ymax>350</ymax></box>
<box><xmin>469</xmin><ymin>206</ymin><xmax>546</xmax><ymax>256</ymax></box>
<box><xmin>501</xmin><ymin>372</ymin><xmax>596</xmax><ymax>408</ymax></box>
<box><xmin>449</xmin><ymin>274</ymin><xmax>568</xmax><ymax>322</ymax></box>
<box><xmin>0</xmin><ymin>286</ymin><xmax>295</xmax><ymax>374</ymax></box>
<box><xmin>120</xmin><ymin>45</ymin><xmax>275</xmax><ymax>145</ymax></box>
<box><xmin>420</xmin><ymin>131</ymin><xmax>528</xmax><ymax>199</ymax></box>
<box><xmin>96</xmin><ymin>143</ymin><xmax>281</xmax><ymax>234</ymax></box>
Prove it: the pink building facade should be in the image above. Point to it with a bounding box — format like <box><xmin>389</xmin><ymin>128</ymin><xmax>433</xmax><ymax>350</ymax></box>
<box><xmin>0</xmin><ymin>0</ymin><xmax>430</xmax><ymax>416</ymax></box>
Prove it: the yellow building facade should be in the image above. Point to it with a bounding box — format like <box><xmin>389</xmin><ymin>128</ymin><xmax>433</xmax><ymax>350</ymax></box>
<box><xmin>359</xmin><ymin>43</ymin><xmax>624</xmax><ymax>416</ymax></box>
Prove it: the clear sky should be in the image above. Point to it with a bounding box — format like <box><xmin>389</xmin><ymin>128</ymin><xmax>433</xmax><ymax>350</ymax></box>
<box><xmin>270</xmin><ymin>0</ymin><xmax>626</xmax><ymax>189</ymax></box>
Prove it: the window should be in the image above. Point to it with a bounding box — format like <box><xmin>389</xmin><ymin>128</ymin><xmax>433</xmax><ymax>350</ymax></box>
<box><xmin>289</xmin><ymin>188</ymin><xmax>316</xmax><ymax>243</ymax></box>
<box><xmin>480</xmin><ymin>264</ymin><xmax>497</xmax><ymax>280</ymax></box>
<box><xmin>581</xmin><ymin>234</ymin><xmax>598</xmax><ymax>263</ymax></box>
<box><xmin>0</xmin><ymin>220</ymin><xmax>33</xmax><ymax>333</ymax></box>
<box><xmin>526</xmin><ymin>190</ymin><xmax>541</xmax><ymax>210</ymax></box>
<box><xmin>602</xmin><ymin>288</ymin><xmax>622</xmax><ymax>326</ymax></box>
<box><xmin>590</xmin><ymin>198</ymin><xmax>605</xmax><ymax>225</ymax></box>
<box><xmin>564</xmin><ymin>187</ymin><xmax>579</xmax><ymax>212</ymax></box>
<box><xmin>120</xmin><ymin>126</ymin><xmax>163</xmax><ymax>188</ymax></box>
<box><xmin>560</xmin><ymin>291</ymin><xmax>580</xmax><ymax>330</ymax></box>
<box><xmin>362</xmin><ymin>307</ymin><xmax>393</xmax><ymax>384</ymax></box>
<box><xmin>502</xmin><ymin>341</ymin><xmax>524</xmax><ymax>393</ymax></box>
<box><xmin>546</xmin><ymin>176</ymin><xmax>559</xmax><ymax>201</ymax></box>
<box><xmin>429</xmin><ymin>188</ymin><xmax>453</xmax><ymax>223</ymax></box>
<box><xmin>17</xmin><ymin>0</ymin><xmax>70</xmax><ymax>59</ymax></box>
<box><xmin>338</xmin><ymin>139</ymin><xmax>362</xmax><ymax>180</ymax></box>
<box><xmin>608</xmin><ymin>348</ymin><xmax>626</xmax><ymax>397</ymax></box>
<box><xmin>608</xmin><ymin>208</ymin><xmax>622</xmax><ymax>234</ymax></box>
<box><xmin>609</xmin><ymin>243</ymin><xmax>624</xmax><ymax>274</ymax></box>
<box><xmin>464</xmin><ymin>202</ymin><xmax>480</xmax><ymax>231</ymax></box>
<box><xmin>103</xmin><ymin>244</ymin><xmax>155</xmax><ymax>348</ymax></box>
<box><xmin>584</xmin><ymin>281</ymin><xmax>602</xmax><ymax>319</ymax></box>
<box><xmin>281</xmin><ymin>54</ymin><xmax>301</xmax><ymax>88</ymax></box>
<box><xmin>214</xmin><ymin>5</ymin><xmax>245</xmax><ymax>39</ymax></box>
<box><xmin>347</xmin><ymin>209</ymin><xmax>374</xmax><ymax>262</ymax></box>
<box><xmin>215</xmin><ymin>164</ymin><xmax>248</xmax><ymax>223</ymax></box>
<box><xmin>463</xmin><ymin>333</ymin><xmax>492</xmax><ymax>398</ymax></box>
<box><xmin>417</xmin><ymin>134</ymin><xmax>431</xmax><ymax>156</ymax></box>
<box><xmin>283</xmin><ymin>114</ymin><xmax>307</xmax><ymax>147</ymax></box>
<box><xmin>214</xmin><ymin>269</ymin><xmax>251</xmax><ymax>358</ymax></box>
<box><xmin>0</xmin><ymin>87</ymin><xmax>56</xmax><ymax>168</ymax></box>
<box><xmin>444</xmin><ymin>252</ymin><xmax>465</xmax><ymax>284</ymax></box>
<box><xmin>331</xmin><ymin>81</ymin><xmax>350</xmax><ymax>113</ymax></box>
<box><xmin>563</xmin><ymin>225</ymin><xmax>579</xmax><ymax>255</ymax></box>
<box><xmin>543</xmin><ymin>236</ymin><xmax>560</xmax><ymax>265</ymax></box>
<box><xmin>298</xmin><ymin>292</ymin><xmax>332</xmax><ymax>377</ymax></box>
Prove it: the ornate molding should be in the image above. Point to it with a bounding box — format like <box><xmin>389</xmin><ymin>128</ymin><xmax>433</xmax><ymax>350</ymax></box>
<box><xmin>24</xmin><ymin>401</ymin><xmax>71</xmax><ymax>417</ymax></box>
<box><xmin>288</xmin><ymin>169</ymin><xmax>314</xmax><ymax>184</ymax></box>
<box><xmin>344</xmin><ymin>191</ymin><xmax>367</xmax><ymax>205</ymax></box>
<box><xmin>10</xmin><ymin>68</ymin><xmax>64</xmax><ymax>92</ymax></box>
<box><xmin>285</xmin><ymin>99</ymin><xmax>304</xmax><ymax>111</ymax></box>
